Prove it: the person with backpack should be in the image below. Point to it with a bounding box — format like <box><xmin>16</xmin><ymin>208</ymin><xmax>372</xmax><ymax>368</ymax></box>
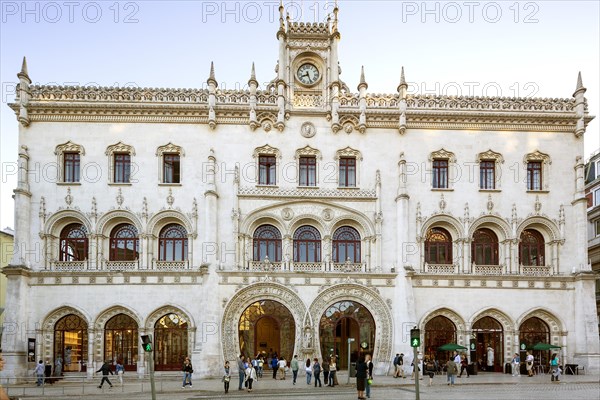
<box><xmin>182</xmin><ymin>356</ymin><xmax>193</xmax><ymax>388</ymax></box>
<box><xmin>271</xmin><ymin>354</ymin><xmax>279</xmax><ymax>379</ymax></box>
<box><xmin>96</xmin><ymin>360</ymin><xmax>114</xmax><ymax>389</ymax></box>
<box><xmin>424</xmin><ymin>356</ymin><xmax>436</xmax><ymax>386</ymax></box>
<box><xmin>549</xmin><ymin>353</ymin><xmax>561</xmax><ymax>382</ymax></box>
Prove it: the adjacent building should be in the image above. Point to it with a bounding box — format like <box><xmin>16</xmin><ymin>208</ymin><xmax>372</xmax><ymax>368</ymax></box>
<box><xmin>585</xmin><ymin>149</ymin><xmax>600</xmax><ymax>332</ymax></box>
<box><xmin>2</xmin><ymin>4</ymin><xmax>599</xmax><ymax>380</ymax></box>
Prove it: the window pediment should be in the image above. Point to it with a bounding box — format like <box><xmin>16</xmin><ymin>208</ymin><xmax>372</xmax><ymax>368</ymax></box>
<box><xmin>477</xmin><ymin>149</ymin><xmax>504</xmax><ymax>163</ymax></box>
<box><xmin>429</xmin><ymin>148</ymin><xmax>456</xmax><ymax>163</ymax></box>
<box><xmin>335</xmin><ymin>147</ymin><xmax>362</xmax><ymax>161</ymax></box>
<box><xmin>253</xmin><ymin>144</ymin><xmax>281</xmax><ymax>159</ymax></box>
<box><xmin>524</xmin><ymin>150</ymin><xmax>551</xmax><ymax>165</ymax></box>
<box><xmin>106</xmin><ymin>141</ymin><xmax>135</xmax><ymax>156</ymax></box>
<box><xmin>295</xmin><ymin>145</ymin><xmax>321</xmax><ymax>160</ymax></box>
<box><xmin>156</xmin><ymin>142</ymin><xmax>185</xmax><ymax>157</ymax></box>
<box><xmin>55</xmin><ymin>141</ymin><xmax>85</xmax><ymax>156</ymax></box>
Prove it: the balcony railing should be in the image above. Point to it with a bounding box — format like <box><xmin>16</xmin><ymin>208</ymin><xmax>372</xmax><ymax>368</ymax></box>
<box><xmin>104</xmin><ymin>260</ymin><xmax>139</xmax><ymax>271</ymax></box>
<box><xmin>423</xmin><ymin>263</ymin><xmax>457</xmax><ymax>274</ymax></box>
<box><xmin>153</xmin><ymin>260</ymin><xmax>190</xmax><ymax>270</ymax></box>
<box><xmin>244</xmin><ymin>260</ymin><xmax>368</xmax><ymax>273</ymax></box>
<box><xmin>474</xmin><ymin>265</ymin><xmax>504</xmax><ymax>275</ymax></box>
<box><xmin>520</xmin><ymin>265</ymin><xmax>551</xmax><ymax>276</ymax></box>
<box><xmin>418</xmin><ymin>262</ymin><xmax>553</xmax><ymax>276</ymax></box>
<box><xmin>51</xmin><ymin>260</ymin><xmax>87</xmax><ymax>271</ymax></box>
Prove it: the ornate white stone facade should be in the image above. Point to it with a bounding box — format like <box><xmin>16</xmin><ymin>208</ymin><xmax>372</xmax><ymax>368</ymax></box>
<box><xmin>2</xmin><ymin>4</ymin><xmax>598</xmax><ymax>381</ymax></box>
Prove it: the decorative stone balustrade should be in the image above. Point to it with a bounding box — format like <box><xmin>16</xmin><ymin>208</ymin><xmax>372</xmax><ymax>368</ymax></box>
<box><xmin>51</xmin><ymin>261</ymin><xmax>87</xmax><ymax>271</ymax></box>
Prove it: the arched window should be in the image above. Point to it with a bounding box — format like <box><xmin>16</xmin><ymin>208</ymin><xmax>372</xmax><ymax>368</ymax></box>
<box><xmin>159</xmin><ymin>224</ymin><xmax>188</xmax><ymax>261</ymax></box>
<box><xmin>54</xmin><ymin>314</ymin><xmax>88</xmax><ymax>373</ymax></box>
<box><xmin>472</xmin><ymin>228</ymin><xmax>499</xmax><ymax>265</ymax></box>
<box><xmin>154</xmin><ymin>313</ymin><xmax>188</xmax><ymax>371</ymax></box>
<box><xmin>60</xmin><ymin>223</ymin><xmax>88</xmax><ymax>261</ymax></box>
<box><xmin>253</xmin><ymin>225</ymin><xmax>282</xmax><ymax>262</ymax></box>
<box><xmin>104</xmin><ymin>314</ymin><xmax>138</xmax><ymax>371</ymax></box>
<box><xmin>425</xmin><ymin>228</ymin><xmax>452</xmax><ymax>264</ymax></box>
<box><xmin>332</xmin><ymin>226</ymin><xmax>361</xmax><ymax>263</ymax></box>
<box><xmin>424</xmin><ymin>316</ymin><xmax>457</xmax><ymax>364</ymax></box>
<box><xmin>110</xmin><ymin>224</ymin><xmax>139</xmax><ymax>261</ymax></box>
<box><xmin>519</xmin><ymin>229</ymin><xmax>545</xmax><ymax>266</ymax></box>
<box><xmin>293</xmin><ymin>226</ymin><xmax>321</xmax><ymax>263</ymax></box>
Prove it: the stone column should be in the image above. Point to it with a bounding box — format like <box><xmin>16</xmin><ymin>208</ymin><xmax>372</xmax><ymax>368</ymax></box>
<box><xmin>87</xmin><ymin>328</ymin><xmax>95</xmax><ymax>379</ymax></box>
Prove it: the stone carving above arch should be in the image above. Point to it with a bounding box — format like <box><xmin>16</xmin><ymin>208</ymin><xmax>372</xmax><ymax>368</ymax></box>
<box><xmin>516</xmin><ymin>216</ymin><xmax>560</xmax><ymax>242</ymax></box>
<box><xmin>516</xmin><ymin>308</ymin><xmax>564</xmax><ymax>338</ymax></box>
<box><xmin>420</xmin><ymin>307</ymin><xmax>466</xmax><ymax>332</ymax></box>
<box><xmin>55</xmin><ymin>140</ymin><xmax>85</xmax><ymax>156</ymax></box>
<box><xmin>221</xmin><ymin>282</ymin><xmax>307</xmax><ymax>363</ymax></box>
<box><xmin>420</xmin><ymin>214</ymin><xmax>464</xmax><ymax>241</ymax></box>
<box><xmin>156</xmin><ymin>142</ymin><xmax>185</xmax><ymax>157</ymax></box>
<box><xmin>105</xmin><ymin>141</ymin><xmax>135</xmax><ymax>156</ymax></box>
<box><xmin>94</xmin><ymin>305</ymin><xmax>142</xmax><ymax>330</ymax></box>
<box><xmin>429</xmin><ymin>148</ymin><xmax>456</xmax><ymax>163</ymax></box>
<box><xmin>44</xmin><ymin>209</ymin><xmax>93</xmax><ymax>237</ymax></box>
<box><xmin>145</xmin><ymin>305</ymin><xmax>196</xmax><ymax>330</ymax></box>
<box><xmin>308</xmin><ymin>283</ymin><xmax>393</xmax><ymax>367</ymax></box>
<box><xmin>468</xmin><ymin>215</ymin><xmax>511</xmax><ymax>240</ymax></box>
<box><xmin>96</xmin><ymin>209</ymin><xmax>143</xmax><ymax>237</ymax></box>
<box><xmin>469</xmin><ymin>307</ymin><xmax>514</xmax><ymax>332</ymax></box>
<box><xmin>253</xmin><ymin>144</ymin><xmax>281</xmax><ymax>159</ymax></box>
<box><xmin>147</xmin><ymin>209</ymin><xmax>194</xmax><ymax>238</ymax></box>
<box><xmin>295</xmin><ymin>145</ymin><xmax>322</xmax><ymax>160</ymax></box>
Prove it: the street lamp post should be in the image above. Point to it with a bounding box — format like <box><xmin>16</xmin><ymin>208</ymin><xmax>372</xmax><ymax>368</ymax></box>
<box><xmin>347</xmin><ymin>338</ymin><xmax>355</xmax><ymax>384</ymax></box>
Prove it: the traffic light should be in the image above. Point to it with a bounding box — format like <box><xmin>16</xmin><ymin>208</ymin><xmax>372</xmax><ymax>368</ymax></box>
<box><xmin>141</xmin><ymin>335</ymin><xmax>152</xmax><ymax>352</ymax></box>
<box><xmin>410</xmin><ymin>327</ymin><xmax>421</xmax><ymax>348</ymax></box>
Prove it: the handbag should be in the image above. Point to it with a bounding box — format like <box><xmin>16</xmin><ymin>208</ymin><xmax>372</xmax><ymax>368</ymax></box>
<box><xmin>367</xmin><ymin>378</ymin><xmax>373</xmax><ymax>385</ymax></box>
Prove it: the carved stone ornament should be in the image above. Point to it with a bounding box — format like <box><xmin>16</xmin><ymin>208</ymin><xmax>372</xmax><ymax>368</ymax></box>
<box><xmin>156</xmin><ymin>142</ymin><xmax>185</xmax><ymax>157</ymax></box>
<box><xmin>281</xmin><ymin>207</ymin><xmax>295</xmax><ymax>221</ymax></box>
<box><xmin>64</xmin><ymin>188</ymin><xmax>73</xmax><ymax>207</ymax></box>
<box><xmin>321</xmin><ymin>208</ymin><xmax>334</xmax><ymax>221</ymax></box>
<box><xmin>429</xmin><ymin>148</ymin><xmax>456</xmax><ymax>163</ymax></box>
<box><xmin>116</xmin><ymin>188</ymin><xmax>124</xmax><ymax>208</ymax></box>
<box><xmin>300</xmin><ymin>122</ymin><xmax>316</xmax><ymax>138</ymax></box>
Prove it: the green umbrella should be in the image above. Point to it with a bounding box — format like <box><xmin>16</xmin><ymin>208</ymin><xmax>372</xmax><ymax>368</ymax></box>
<box><xmin>531</xmin><ymin>342</ymin><xmax>561</xmax><ymax>351</ymax></box>
<box><xmin>437</xmin><ymin>343</ymin><xmax>468</xmax><ymax>351</ymax></box>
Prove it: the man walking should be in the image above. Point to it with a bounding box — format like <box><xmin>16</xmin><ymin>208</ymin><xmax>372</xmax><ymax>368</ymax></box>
<box><xmin>96</xmin><ymin>361</ymin><xmax>113</xmax><ymax>389</ymax></box>
<box><xmin>237</xmin><ymin>355</ymin><xmax>246</xmax><ymax>391</ymax></box>
<box><xmin>291</xmin><ymin>355</ymin><xmax>299</xmax><ymax>385</ymax></box>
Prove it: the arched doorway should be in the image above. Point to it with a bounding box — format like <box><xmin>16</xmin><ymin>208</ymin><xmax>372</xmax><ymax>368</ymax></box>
<box><xmin>154</xmin><ymin>313</ymin><xmax>188</xmax><ymax>371</ymax></box>
<box><xmin>519</xmin><ymin>317</ymin><xmax>551</xmax><ymax>366</ymax></box>
<box><xmin>424</xmin><ymin>316</ymin><xmax>457</xmax><ymax>364</ymax></box>
<box><xmin>239</xmin><ymin>301</ymin><xmax>295</xmax><ymax>363</ymax></box>
<box><xmin>319</xmin><ymin>301</ymin><xmax>375</xmax><ymax>370</ymax></box>
<box><xmin>104</xmin><ymin>314</ymin><xmax>138</xmax><ymax>371</ymax></box>
<box><xmin>54</xmin><ymin>314</ymin><xmax>88</xmax><ymax>372</ymax></box>
<box><xmin>471</xmin><ymin>316</ymin><xmax>503</xmax><ymax>372</ymax></box>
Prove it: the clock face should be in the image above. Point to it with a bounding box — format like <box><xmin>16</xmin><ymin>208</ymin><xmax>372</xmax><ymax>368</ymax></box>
<box><xmin>297</xmin><ymin>63</ymin><xmax>320</xmax><ymax>85</ymax></box>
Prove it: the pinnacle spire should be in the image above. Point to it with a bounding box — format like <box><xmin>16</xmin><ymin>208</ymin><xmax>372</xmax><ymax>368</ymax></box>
<box><xmin>21</xmin><ymin>57</ymin><xmax>28</xmax><ymax>76</ymax></box>
<box><xmin>357</xmin><ymin>66</ymin><xmax>368</xmax><ymax>90</ymax></box>
<box><xmin>248</xmin><ymin>62</ymin><xmax>258</xmax><ymax>86</ymax></box>
<box><xmin>400</xmin><ymin>66</ymin><xmax>406</xmax><ymax>86</ymax></box>
<box><xmin>207</xmin><ymin>61</ymin><xmax>217</xmax><ymax>87</ymax></box>
<box><xmin>17</xmin><ymin>56</ymin><xmax>31</xmax><ymax>83</ymax></box>
<box><xmin>573</xmin><ymin>71</ymin><xmax>586</xmax><ymax>97</ymax></box>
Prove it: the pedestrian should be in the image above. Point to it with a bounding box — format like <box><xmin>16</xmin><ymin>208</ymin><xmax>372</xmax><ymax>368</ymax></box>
<box><xmin>244</xmin><ymin>361</ymin><xmax>257</xmax><ymax>392</ymax></box>
<box><xmin>223</xmin><ymin>361</ymin><xmax>231</xmax><ymax>394</ymax></box>
<box><xmin>549</xmin><ymin>353</ymin><xmax>560</xmax><ymax>382</ymax></box>
<box><xmin>257</xmin><ymin>356</ymin><xmax>264</xmax><ymax>378</ymax></box>
<box><xmin>397</xmin><ymin>353</ymin><xmax>405</xmax><ymax>378</ymax></box>
<box><xmin>424</xmin><ymin>356</ymin><xmax>436</xmax><ymax>386</ymax></box>
<box><xmin>182</xmin><ymin>356</ymin><xmax>193</xmax><ymax>388</ymax></box>
<box><xmin>322</xmin><ymin>357</ymin><xmax>330</xmax><ymax>385</ymax></box>
<box><xmin>305</xmin><ymin>358</ymin><xmax>312</xmax><ymax>385</ymax></box>
<box><xmin>486</xmin><ymin>345</ymin><xmax>494</xmax><ymax>372</ymax></box>
<box><xmin>271</xmin><ymin>354</ymin><xmax>279</xmax><ymax>379</ymax></box>
<box><xmin>365</xmin><ymin>354</ymin><xmax>373</xmax><ymax>399</ymax></box>
<box><xmin>35</xmin><ymin>360</ymin><xmax>45</xmax><ymax>386</ymax></box>
<box><xmin>458</xmin><ymin>353</ymin><xmax>470</xmax><ymax>377</ymax></box>
<box><xmin>352</xmin><ymin>356</ymin><xmax>366</xmax><ymax>399</ymax></box>
<box><xmin>392</xmin><ymin>353</ymin><xmax>399</xmax><ymax>377</ymax></box>
<box><xmin>453</xmin><ymin>351</ymin><xmax>461</xmax><ymax>368</ymax></box>
<box><xmin>313</xmin><ymin>358</ymin><xmax>322</xmax><ymax>387</ymax></box>
<box><xmin>328</xmin><ymin>357</ymin><xmax>337</xmax><ymax>386</ymax></box>
<box><xmin>238</xmin><ymin>354</ymin><xmax>246</xmax><ymax>390</ymax></box>
<box><xmin>115</xmin><ymin>360</ymin><xmax>124</xmax><ymax>386</ymax></box>
<box><xmin>446</xmin><ymin>359</ymin><xmax>458</xmax><ymax>387</ymax></box>
<box><xmin>291</xmin><ymin>355</ymin><xmax>299</xmax><ymax>384</ymax></box>
<box><xmin>96</xmin><ymin>360</ymin><xmax>114</xmax><ymax>389</ymax></box>
<box><xmin>278</xmin><ymin>356</ymin><xmax>287</xmax><ymax>380</ymax></box>
<box><xmin>525</xmin><ymin>351</ymin><xmax>534</xmax><ymax>377</ymax></box>
<box><xmin>511</xmin><ymin>353</ymin><xmax>520</xmax><ymax>376</ymax></box>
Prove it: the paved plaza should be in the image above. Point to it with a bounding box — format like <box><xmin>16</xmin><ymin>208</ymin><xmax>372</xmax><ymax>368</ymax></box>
<box><xmin>4</xmin><ymin>371</ymin><xmax>599</xmax><ymax>400</ymax></box>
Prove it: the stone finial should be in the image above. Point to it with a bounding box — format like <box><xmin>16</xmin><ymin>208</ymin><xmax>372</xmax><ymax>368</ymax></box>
<box><xmin>357</xmin><ymin>66</ymin><xmax>368</xmax><ymax>91</ymax></box>
<box><xmin>248</xmin><ymin>62</ymin><xmax>258</xmax><ymax>87</ymax></box>
<box><xmin>397</xmin><ymin>66</ymin><xmax>407</xmax><ymax>92</ymax></box>
<box><xmin>573</xmin><ymin>71</ymin><xmax>586</xmax><ymax>96</ymax></box>
<box><xmin>18</xmin><ymin>56</ymin><xmax>31</xmax><ymax>82</ymax></box>
<box><xmin>207</xmin><ymin>61</ymin><xmax>217</xmax><ymax>87</ymax></box>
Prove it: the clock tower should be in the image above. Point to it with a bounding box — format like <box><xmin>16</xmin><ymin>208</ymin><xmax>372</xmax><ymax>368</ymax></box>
<box><xmin>275</xmin><ymin>2</ymin><xmax>344</xmax><ymax>119</ymax></box>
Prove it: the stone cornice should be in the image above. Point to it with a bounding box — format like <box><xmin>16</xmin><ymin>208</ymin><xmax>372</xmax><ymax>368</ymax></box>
<box><xmin>9</xmin><ymin>85</ymin><xmax>593</xmax><ymax>132</ymax></box>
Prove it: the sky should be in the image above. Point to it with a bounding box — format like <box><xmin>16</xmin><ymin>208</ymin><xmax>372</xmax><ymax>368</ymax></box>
<box><xmin>0</xmin><ymin>0</ymin><xmax>599</xmax><ymax>230</ymax></box>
